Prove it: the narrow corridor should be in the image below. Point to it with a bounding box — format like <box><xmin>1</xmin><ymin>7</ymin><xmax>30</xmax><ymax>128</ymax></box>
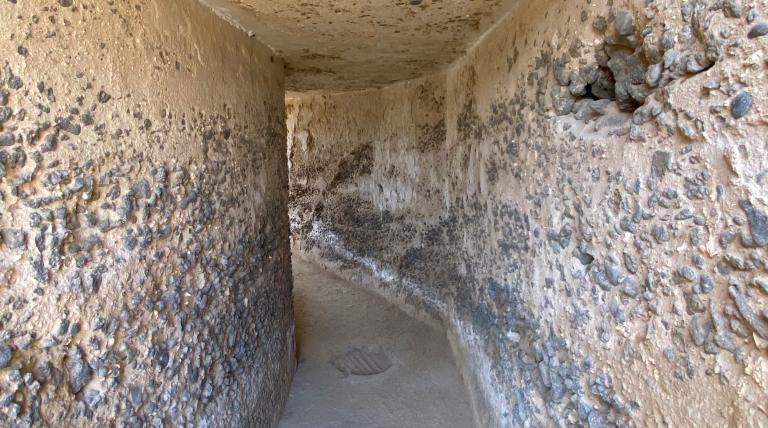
<box><xmin>279</xmin><ymin>258</ymin><xmax>474</xmax><ymax>428</ymax></box>
<box><xmin>4</xmin><ymin>1</ymin><xmax>767</xmax><ymax>426</ymax></box>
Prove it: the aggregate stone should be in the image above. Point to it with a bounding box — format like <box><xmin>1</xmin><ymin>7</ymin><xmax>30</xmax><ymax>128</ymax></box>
<box><xmin>718</xmin><ymin>230</ymin><xmax>737</xmax><ymax>248</ymax></box>
<box><xmin>58</xmin><ymin>351</ymin><xmax>83</xmax><ymax>392</ymax></box>
<box><xmin>678</xmin><ymin>266</ymin><xmax>696</xmax><ymax>282</ymax></box>
<box><xmin>0</xmin><ymin>106</ymin><xmax>11</xmax><ymax>123</ymax></box>
<box><xmin>730</xmin><ymin>318</ymin><xmax>751</xmax><ymax>338</ymax></box>
<box><xmin>651</xmin><ymin>224</ymin><xmax>669</xmax><ymax>243</ymax></box>
<box><xmin>621</xmin><ymin>277</ymin><xmax>639</xmax><ymax>297</ymax></box>
<box><xmin>0</xmin><ymin>344</ymin><xmax>12</xmax><ymax>368</ymax></box>
<box><xmin>747</xmin><ymin>22</ymin><xmax>768</xmax><ymax>39</ymax></box>
<box><xmin>651</xmin><ymin>151</ymin><xmax>671</xmax><ymax>178</ymax></box>
<box><xmin>729</xmin><ymin>286</ymin><xmax>768</xmax><ymax>340</ymax></box>
<box><xmin>2</xmin><ymin>229</ymin><xmax>26</xmax><ymax>249</ymax></box>
<box><xmin>724</xmin><ymin>0</ymin><xmax>742</xmax><ymax>18</ymax></box>
<box><xmin>605</xmin><ymin>261</ymin><xmax>623</xmax><ymax>286</ymax></box>
<box><xmin>593</xmin><ymin>16</ymin><xmax>608</xmax><ymax>33</ymax></box>
<box><xmin>690</xmin><ymin>226</ymin><xmax>705</xmax><ymax>245</ymax></box>
<box><xmin>8</xmin><ymin>75</ymin><xmax>23</xmax><ymax>90</ymax></box>
<box><xmin>97</xmin><ymin>91</ymin><xmax>112</xmax><ymax>103</ymax></box>
<box><xmin>725</xmin><ymin>253</ymin><xmax>753</xmax><ymax>271</ymax></box>
<box><xmin>41</xmin><ymin>132</ymin><xmax>58</xmax><ymax>152</ymax></box>
<box><xmin>84</xmin><ymin>389</ymin><xmax>102</xmax><ymax>408</ymax></box>
<box><xmin>573</xmin><ymin>243</ymin><xmax>595</xmax><ymax>265</ymax></box>
<box><xmin>663</xmin><ymin>50</ymin><xmax>678</xmax><ymax>69</ymax></box>
<box><xmin>676</xmin><ymin>208</ymin><xmax>694</xmax><ymax>221</ymax></box>
<box><xmin>691</xmin><ymin>254</ymin><xmax>705</xmax><ymax>268</ymax></box>
<box><xmin>689</xmin><ymin>314</ymin><xmax>709</xmax><ymax>346</ymax></box>
<box><xmin>746</xmin><ymin>8</ymin><xmax>757</xmax><ymax>23</ymax></box>
<box><xmin>614</xmin><ymin>12</ymin><xmax>634</xmax><ymax>36</ymax></box>
<box><xmin>40</xmin><ymin>337</ymin><xmax>59</xmax><ymax>348</ymax></box>
<box><xmin>56</xmin><ymin>117</ymin><xmax>81</xmax><ymax>135</ymax></box>
<box><xmin>739</xmin><ymin>200</ymin><xmax>768</xmax><ymax>247</ymax></box>
<box><xmin>710</xmin><ymin>301</ymin><xmax>737</xmax><ymax>352</ymax></box>
<box><xmin>619</xmin><ymin>216</ymin><xmax>638</xmax><ymax>234</ymax></box>
<box><xmin>623</xmin><ymin>251</ymin><xmax>639</xmax><ymax>274</ymax></box>
<box><xmin>645</xmin><ymin>63</ymin><xmax>662</xmax><ymax>87</ymax></box>
<box><xmin>56</xmin><ymin>319</ymin><xmax>70</xmax><ymax>336</ymax></box>
<box><xmin>702</xmin><ymin>80</ymin><xmax>719</xmax><ymax>91</ymax></box>
<box><xmin>592</xmin><ymin>270</ymin><xmax>612</xmax><ymax>291</ymax></box>
<box><xmin>0</xmin><ymin>132</ymin><xmax>14</xmax><ymax>147</ymax></box>
<box><xmin>730</xmin><ymin>92</ymin><xmax>753</xmax><ymax>119</ymax></box>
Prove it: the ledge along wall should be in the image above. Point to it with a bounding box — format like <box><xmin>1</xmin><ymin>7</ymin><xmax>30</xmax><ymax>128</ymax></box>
<box><xmin>0</xmin><ymin>0</ymin><xmax>294</xmax><ymax>426</ymax></box>
<box><xmin>287</xmin><ymin>0</ymin><xmax>768</xmax><ymax>426</ymax></box>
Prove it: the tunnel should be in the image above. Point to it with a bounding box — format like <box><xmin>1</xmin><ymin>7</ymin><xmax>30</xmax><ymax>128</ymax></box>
<box><xmin>1</xmin><ymin>0</ymin><xmax>767</xmax><ymax>426</ymax></box>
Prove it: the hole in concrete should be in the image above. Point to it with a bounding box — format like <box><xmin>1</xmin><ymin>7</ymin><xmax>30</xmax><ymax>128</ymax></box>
<box><xmin>553</xmin><ymin>8</ymin><xmax>721</xmax><ymax>139</ymax></box>
<box><xmin>582</xmin><ymin>83</ymin><xmax>601</xmax><ymax>101</ymax></box>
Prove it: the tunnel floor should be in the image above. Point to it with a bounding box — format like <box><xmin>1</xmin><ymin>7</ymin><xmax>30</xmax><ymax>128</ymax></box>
<box><xmin>279</xmin><ymin>258</ymin><xmax>474</xmax><ymax>428</ymax></box>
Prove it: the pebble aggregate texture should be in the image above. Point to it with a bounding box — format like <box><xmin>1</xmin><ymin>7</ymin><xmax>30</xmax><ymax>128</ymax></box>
<box><xmin>0</xmin><ymin>0</ymin><xmax>293</xmax><ymax>427</ymax></box>
<box><xmin>287</xmin><ymin>0</ymin><xmax>768</xmax><ymax>426</ymax></box>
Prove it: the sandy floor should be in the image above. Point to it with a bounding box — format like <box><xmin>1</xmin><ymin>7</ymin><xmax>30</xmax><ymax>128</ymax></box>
<box><xmin>279</xmin><ymin>257</ymin><xmax>475</xmax><ymax>428</ymax></box>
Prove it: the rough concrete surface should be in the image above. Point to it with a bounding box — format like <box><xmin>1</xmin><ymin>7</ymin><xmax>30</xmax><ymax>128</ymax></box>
<box><xmin>280</xmin><ymin>257</ymin><xmax>474</xmax><ymax>428</ymax></box>
<box><xmin>3</xmin><ymin>0</ymin><xmax>768</xmax><ymax>426</ymax></box>
<box><xmin>0</xmin><ymin>0</ymin><xmax>293</xmax><ymax>426</ymax></box>
<box><xmin>287</xmin><ymin>0</ymin><xmax>768</xmax><ymax>426</ymax></box>
<box><xmin>198</xmin><ymin>0</ymin><xmax>521</xmax><ymax>91</ymax></box>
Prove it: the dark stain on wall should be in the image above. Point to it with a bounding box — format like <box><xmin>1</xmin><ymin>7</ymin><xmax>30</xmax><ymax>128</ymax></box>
<box><xmin>0</xmin><ymin>1</ymin><xmax>293</xmax><ymax>426</ymax></box>
<box><xmin>288</xmin><ymin>0</ymin><xmax>768</xmax><ymax>426</ymax></box>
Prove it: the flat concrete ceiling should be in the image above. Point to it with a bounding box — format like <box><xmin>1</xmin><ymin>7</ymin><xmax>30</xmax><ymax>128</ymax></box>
<box><xmin>200</xmin><ymin>0</ymin><xmax>518</xmax><ymax>92</ymax></box>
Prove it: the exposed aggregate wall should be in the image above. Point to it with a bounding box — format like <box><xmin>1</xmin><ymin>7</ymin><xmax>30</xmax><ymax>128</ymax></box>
<box><xmin>0</xmin><ymin>0</ymin><xmax>293</xmax><ymax>426</ymax></box>
<box><xmin>287</xmin><ymin>0</ymin><xmax>768</xmax><ymax>426</ymax></box>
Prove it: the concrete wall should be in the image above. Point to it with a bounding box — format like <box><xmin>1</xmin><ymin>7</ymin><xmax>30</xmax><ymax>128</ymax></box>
<box><xmin>0</xmin><ymin>0</ymin><xmax>293</xmax><ymax>426</ymax></box>
<box><xmin>287</xmin><ymin>0</ymin><xmax>768</xmax><ymax>426</ymax></box>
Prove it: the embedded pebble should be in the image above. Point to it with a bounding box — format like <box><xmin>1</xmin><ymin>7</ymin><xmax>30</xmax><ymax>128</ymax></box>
<box><xmin>1</xmin><ymin>229</ymin><xmax>26</xmax><ymax>249</ymax></box>
<box><xmin>740</xmin><ymin>200</ymin><xmax>768</xmax><ymax>247</ymax></box>
<box><xmin>0</xmin><ymin>133</ymin><xmax>13</xmax><ymax>147</ymax></box>
<box><xmin>719</xmin><ymin>231</ymin><xmax>737</xmax><ymax>248</ymax></box>
<box><xmin>748</xmin><ymin>22</ymin><xmax>768</xmax><ymax>39</ymax></box>
<box><xmin>699</xmin><ymin>273</ymin><xmax>715</xmax><ymax>293</ymax></box>
<box><xmin>0</xmin><ymin>345</ymin><xmax>12</xmax><ymax>368</ymax></box>
<box><xmin>622</xmin><ymin>277</ymin><xmax>640</xmax><ymax>297</ymax></box>
<box><xmin>97</xmin><ymin>90</ymin><xmax>112</xmax><ymax>103</ymax></box>
<box><xmin>678</xmin><ymin>266</ymin><xmax>696</xmax><ymax>282</ymax></box>
<box><xmin>730</xmin><ymin>92</ymin><xmax>753</xmax><ymax>119</ymax></box>
<box><xmin>652</xmin><ymin>224</ymin><xmax>669</xmax><ymax>243</ymax></box>
<box><xmin>752</xmin><ymin>277</ymin><xmax>768</xmax><ymax>294</ymax></box>
<box><xmin>614</xmin><ymin>12</ymin><xmax>634</xmax><ymax>36</ymax></box>
<box><xmin>690</xmin><ymin>314</ymin><xmax>709</xmax><ymax>346</ymax></box>
<box><xmin>729</xmin><ymin>286</ymin><xmax>768</xmax><ymax>340</ymax></box>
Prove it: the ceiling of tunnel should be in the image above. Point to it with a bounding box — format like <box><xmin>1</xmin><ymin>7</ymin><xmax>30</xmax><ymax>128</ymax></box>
<box><xmin>199</xmin><ymin>0</ymin><xmax>520</xmax><ymax>92</ymax></box>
